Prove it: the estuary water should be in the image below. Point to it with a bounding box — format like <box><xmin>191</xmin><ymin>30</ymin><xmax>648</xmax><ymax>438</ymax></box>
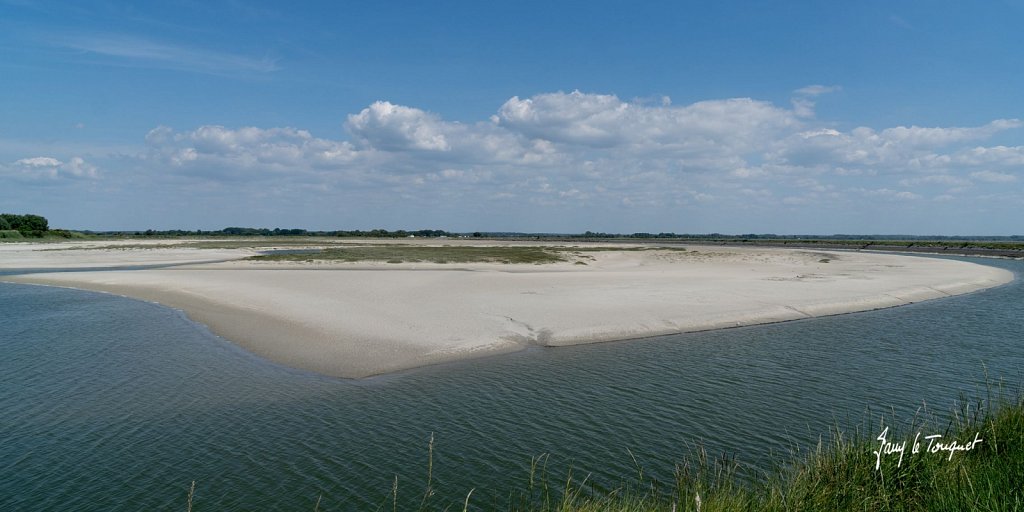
<box><xmin>2</xmin><ymin>257</ymin><xmax>1022</xmax><ymax>510</ymax></box>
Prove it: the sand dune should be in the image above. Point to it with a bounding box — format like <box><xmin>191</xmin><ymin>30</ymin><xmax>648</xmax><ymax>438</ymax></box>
<box><xmin>2</xmin><ymin>241</ymin><xmax>1013</xmax><ymax>378</ymax></box>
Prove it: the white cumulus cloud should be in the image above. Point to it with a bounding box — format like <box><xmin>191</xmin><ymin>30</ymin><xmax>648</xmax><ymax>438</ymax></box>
<box><xmin>145</xmin><ymin>125</ymin><xmax>359</xmax><ymax>177</ymax></box>
<box><xmin>347</xmin><ymin>101</ymin><xmax>453</xmax><ymax>152</ymax></box>
<box><xmin>772</xmin><ymin>119</ymin><xmax>1022</xmax><ymax>171</ymax></box>
<box><xmin>4</xmin><ymin>156</ymin><xmax>100</xmax><ymax>181</ymax></box>
<box><xmin>497</xmin><ymin>90</ymin><xmax>801</xmax><ymax>154</ymax></box>
<box><xmin>15</xmin><ymin>156</ymin><xmax>62</xmax><ymax>167</ymax></box>
<box><xmin>879</xmin><ymin>119</ymin><xmax>1021</xmax><ymax>148</ymax></box>
<box><xmin>63</xmin><ymin>157</ymin><xmax>99</xmax><ymax>178</ymax></box>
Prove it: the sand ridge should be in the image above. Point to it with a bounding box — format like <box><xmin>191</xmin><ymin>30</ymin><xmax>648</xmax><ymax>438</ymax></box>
<box><xmin>1</xmin><ymin>241</ymin><xmax>1014</xmax><ymax>378</ymax></box>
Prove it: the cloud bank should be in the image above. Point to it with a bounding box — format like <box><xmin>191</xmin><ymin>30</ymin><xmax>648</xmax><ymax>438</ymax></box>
<box><xmin>7</xmin><ymin>90</ymin><xmax>1022</xmax><ymax>232</ymax></box>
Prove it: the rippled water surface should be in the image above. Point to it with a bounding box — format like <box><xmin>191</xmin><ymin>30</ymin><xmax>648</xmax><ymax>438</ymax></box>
<box><xmin>2</xmin><ymin>257</ymin><xmax>1022</xmax><ymax>510</ymax></box>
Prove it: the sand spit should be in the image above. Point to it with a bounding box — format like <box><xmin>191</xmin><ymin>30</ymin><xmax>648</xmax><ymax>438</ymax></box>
<box><xmin>0</xmin><ymin>239</ymin><xmax>255</xmax><ymax>269</ymax></box>
<box><xmin>2</xmin><ymin>241</ymin><xmax>1014</xmax><ymax>378</ymax></box>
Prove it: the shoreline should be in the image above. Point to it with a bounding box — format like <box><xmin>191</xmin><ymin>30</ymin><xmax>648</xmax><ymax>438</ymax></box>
<box><xmin>2</xmin><ymin>242</ymin><xmax>1014</xmax><ymax>378</ymax></box>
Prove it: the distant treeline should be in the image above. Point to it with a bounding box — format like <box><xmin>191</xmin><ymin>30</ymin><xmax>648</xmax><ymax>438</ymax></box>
<box><xmin>0</xmin><ymin>213</ymin><xmax>49</xmax><ymax>237</ymax></box>
<box><xmin>81</xmin><ymin>227</ymin><xmax>1024</xmax><ymax>243</ymax></box>
<box><xmin>87</xmin><ymin>227</ymin><xmax>457</xmax><ymax>238</ymax></box>
<box><xmin>567</xmin><ymin>231</ymin><xmax>1024</xmax><ymax>241</ymax></box>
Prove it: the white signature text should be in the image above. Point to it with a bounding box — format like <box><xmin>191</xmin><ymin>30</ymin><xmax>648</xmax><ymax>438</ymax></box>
<box><xmin>873</xmin><ymin>426</ymin><xmax>983</xmax><ymax>471</ymax></box>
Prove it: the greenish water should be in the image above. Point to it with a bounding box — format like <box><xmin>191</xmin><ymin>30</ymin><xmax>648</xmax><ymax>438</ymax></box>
<box><xmin>1</xmin><ymin>257</ymin><xmax>1021</xmax><ymax>510</ymax></box>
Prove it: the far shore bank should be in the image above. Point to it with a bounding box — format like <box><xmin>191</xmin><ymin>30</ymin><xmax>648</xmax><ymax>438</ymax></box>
<box><xmin>662</xmin><ymin>239</ymin><xmax>1024</xmax><ymax>260</ymax></box>
<box><xmin>1</xmin><ymin>240</ymin><xmax>1015</xmax><ymax>378</ymax></box>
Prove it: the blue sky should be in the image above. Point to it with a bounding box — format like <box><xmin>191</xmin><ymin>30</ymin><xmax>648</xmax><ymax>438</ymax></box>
<box><xmin>1</xmin><ymin>0</ymin><xmax>1022</xmax><ymax>234</ymax></box>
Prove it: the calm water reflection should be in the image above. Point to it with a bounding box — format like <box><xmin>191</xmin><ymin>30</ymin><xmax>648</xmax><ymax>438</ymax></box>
<box><xmin>2</xmin><ymin>257</ymin><xmax>1021</xmax><ymax>510</ymax></box>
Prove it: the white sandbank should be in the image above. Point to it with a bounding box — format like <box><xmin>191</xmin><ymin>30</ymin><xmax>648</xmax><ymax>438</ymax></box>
<box><xmin>0</xmin><ymin>239</ymin><xmax>253</xmax><ymax>268</ymax></box>
<box><xmin>1</xmin><ymin>241</ymin><xmax>1014</xmax><ymax>378</ymax></box>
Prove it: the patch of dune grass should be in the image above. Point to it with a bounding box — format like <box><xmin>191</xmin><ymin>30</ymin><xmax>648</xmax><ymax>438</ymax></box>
<box><xmin>247</xmin><ymin>245</ymin><xmax>695</xmax><ymax>265</ymax></box>
<box><xmin>567</xmin><ymin>246</ymin><xmax>687</xmax><ymax>252</ymax></box>
<box><xmin>249</xmin><ymin>245</ymin><xmax>568</xmax><ymax>264</ymax></box>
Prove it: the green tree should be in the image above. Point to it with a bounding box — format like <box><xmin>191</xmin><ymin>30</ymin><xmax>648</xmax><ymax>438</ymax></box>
<box><xmin>0</xmin><ymin>214</ymin><xmax>17</xmax><ymax>230</ymax></box>
<box><xmin>19</xmin><ymin>214</ymin><xmax>48</xmax><ymax>234</ymax></box>
<box><xmin>0</xmin><ymin>213</ymin><xmax>49</xmax><ymax>236</ymax></box>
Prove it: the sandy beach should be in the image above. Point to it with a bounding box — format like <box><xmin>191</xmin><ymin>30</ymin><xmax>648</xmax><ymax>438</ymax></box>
<box><xmin>1</xmin><ymin>240</ymin><xmax>1014</xmax><ymax>378</ymax></box>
